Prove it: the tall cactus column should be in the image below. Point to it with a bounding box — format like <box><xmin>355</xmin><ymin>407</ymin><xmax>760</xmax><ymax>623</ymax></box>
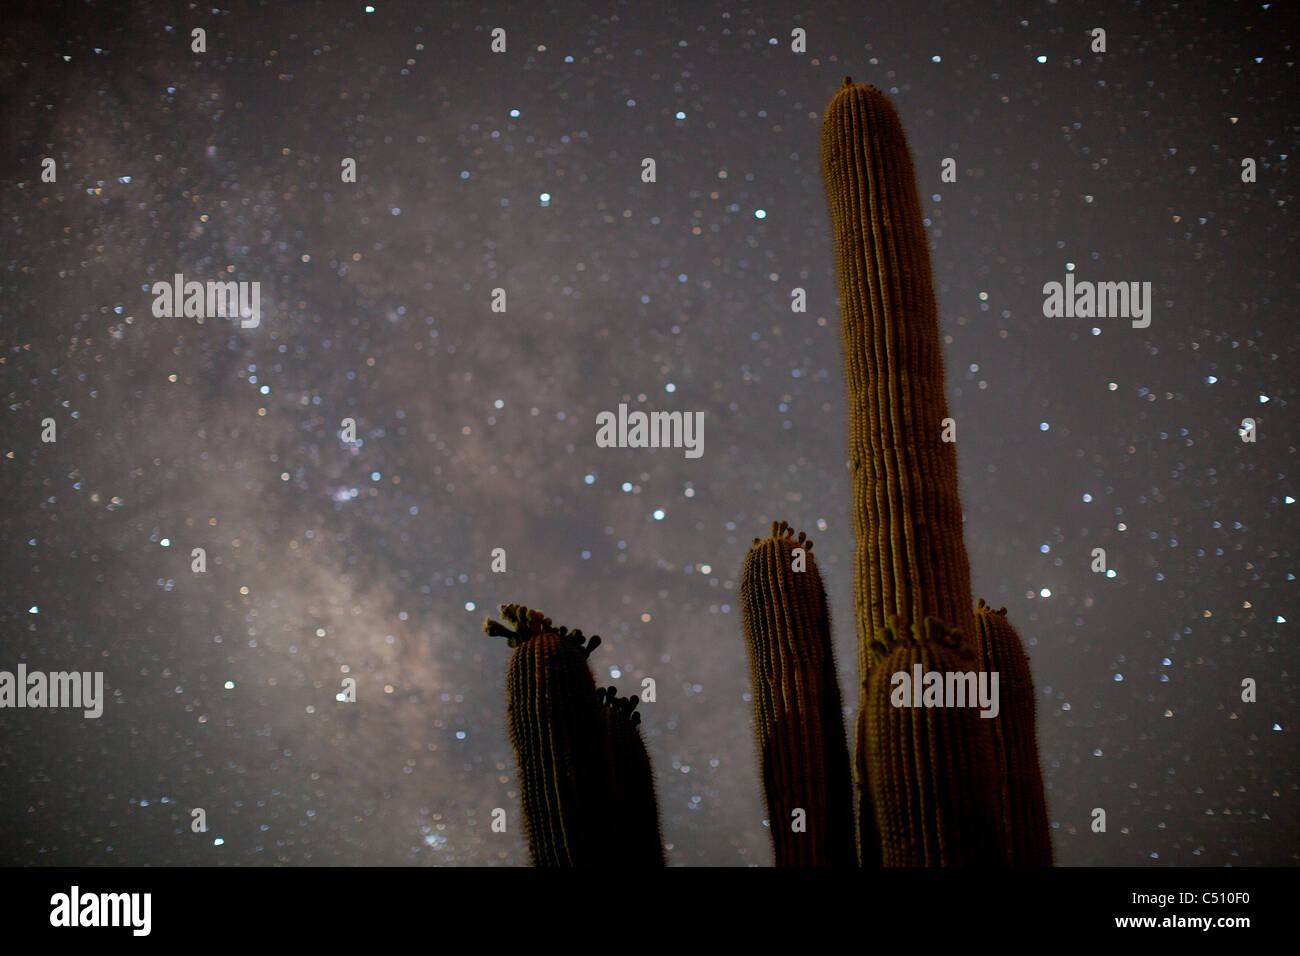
<box><xmin>821</xmin><ymin>77</ymin><xmax>977</xmax><ymax>672</ymax></box>
<box><xmin>823</xmin><ymin>78</ymin><xmax>1003</xmax><ymax>865</ymax></box>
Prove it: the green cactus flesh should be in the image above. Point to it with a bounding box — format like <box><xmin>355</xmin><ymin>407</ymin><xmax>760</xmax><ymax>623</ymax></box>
<box><xmin>822</xmin><ymin>76</ymin><xmax>1029</xmax><ymax>866</ymax></box>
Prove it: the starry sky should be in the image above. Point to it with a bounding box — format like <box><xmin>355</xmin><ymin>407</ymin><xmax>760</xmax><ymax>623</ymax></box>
<box><xmin>1</xmin><ymin>1</ymin><xmax>1295</xmax><ymax>867</ymax></box>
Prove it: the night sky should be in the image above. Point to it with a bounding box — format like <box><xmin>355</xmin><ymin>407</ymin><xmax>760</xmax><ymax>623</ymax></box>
<box><xmin>1</xmin><ymin>1</ymin><xmax>1295</xmax><ymax>867</ymax></box>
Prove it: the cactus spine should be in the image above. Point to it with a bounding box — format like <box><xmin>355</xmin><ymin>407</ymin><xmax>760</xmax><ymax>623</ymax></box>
<box><xmin>973</xmin><ymin>599</ymin><xmax>1053</xmax><ymax>865</ymax></box>
<box><xmin>739</xmin><ymin>521</ymin><xmax>856</xmax><ymax>866</ymax></box>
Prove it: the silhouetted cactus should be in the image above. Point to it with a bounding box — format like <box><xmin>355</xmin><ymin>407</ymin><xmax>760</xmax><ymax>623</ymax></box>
<box><xmin>739</xmin><ymin>521</ymin><xmax>856</xmax><ymax>866</ymax></box>
<box><xmin>485</xmin><ymin>604</ymin><xmax>664</xmax><ymax>867</ymax></box>
<box><xmin>974</xmin><ymin>599</ymin><xmax>1053</xmax><ymax>865</ymax></box>
<box><xmin>598</xmin><ymin>685</ymin><xmax>665</xmax><ymax>866</ymax></box>
<box><xmin>485</xmin><ymin>604</ymin><xmax>610</xmax><ymax>866</ymax></box>
<box><xmin>482</xmin><ymin>78</ymin><xmax>1051</xmax><ymax>869</ymax></box>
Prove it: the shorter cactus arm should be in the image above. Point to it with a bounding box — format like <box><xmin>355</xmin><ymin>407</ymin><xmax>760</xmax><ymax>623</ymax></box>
<box><xmin>973</xmin><ymin>599</ymin><xmax>1053</xmax><ymax>866</ymax></box>
<box><xmin>740</xmin><ymin>521</ymin><xmax>856</xmax><ymax>866</ymax></box>
<box><xmin>859</xmin><ymin>616</ymin><xmax>1003</xmax><ymax>866</ymax></box>
<box><xmin>598</xmin><ymin>686</ymin><xmax>665</xmax><ymax>865</ymax></box>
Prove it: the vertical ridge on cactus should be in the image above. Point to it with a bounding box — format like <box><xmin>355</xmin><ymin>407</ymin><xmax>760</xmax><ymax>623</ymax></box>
<box><xmin>974</xmin><ymin>599</ymin><xmax>1054</xmax><ymax>866</ymax></box>
<box><xmin>739</xmin><ymin>521</ymin><xmax>856</xmax><ymax>866</ymax></box>
<box><xmin>487</xmin><ymin>605</ymin><xmax>613</xmax><ymax>866</ymax></box>
<box><xmin>820</xmin><ymin>80</ymin><xmax>1043</xmax><ymax>866</ymax></box>
<box><xmin>821</xmin><ymin>80</ymin><xmax>977</xmax><ymax>669</ymax></box>
<box><xmin>859</xmin><ymin>617</ymin><xmax>1002</xmax><ymax>866</ymax></box>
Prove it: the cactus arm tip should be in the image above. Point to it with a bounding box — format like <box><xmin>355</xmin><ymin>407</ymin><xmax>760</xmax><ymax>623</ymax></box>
<box><xmin>748</xmin><ymin>520</ymin><xmax>814</xmax><ymax>551</ymax></box>
<box><xmin>484</xmin><ymin>616</ymin><xmax>520</xmax><ymax>645</ymax></box>
<box><xmin>484</xmin><ymin>603</ymin><xmax>605</xmax><ymax>657</ymax></box>
<box><xmin>484</xmin><ymin>603</ymin><xmax>554</xmax><ymax>647</ymax></box>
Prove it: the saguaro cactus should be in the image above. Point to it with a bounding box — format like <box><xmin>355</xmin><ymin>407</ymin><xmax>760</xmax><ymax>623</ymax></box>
<box><xmin>485</xmin><ymin>604</ymin><xmax>611</xmax><ymax>866</ymax></box>
<box><xmin>482</xmin><ymin>77</ymin><xmax>1052</xmax><ymax>869</ymax></box>
<box><xmin>973</xmin><ymin>599</ymin><xmax>1053</xmax><ymax>865</ymax></box>
<box><xmin>598</xmin><ymin>685</ymin><xmax>666</xmax><ymax>866</ymax></box>
<box><xmin>739</xmin><ymin>521</ymin><xmax>856</xmax><ymax>865</ymax></box>
<box><xmin>485</xmin><ymin>604</ymin><xmax>665</xmax><ymax>867</ymax></box>
<box><xmin>821</xmin><ymin>77</ymin><xmax>978</xmax><ymax>671</ymax></box>
<box><xmin>821</xmin><ymin>77</ymin><xmax>1028</xmax><ymax>865</ymax></box>
<box><xmin>859</xmin><ymin>616</ymin><xmax>1002</xmax><ymax>866</ymax></box>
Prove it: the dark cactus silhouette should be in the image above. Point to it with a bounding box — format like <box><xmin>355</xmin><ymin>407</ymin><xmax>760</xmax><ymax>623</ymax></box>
<box><xmin>483</xmin><ymin>79</ymin><xmax>1051</xmax><ymax>868</ymax></box>
<box><xmin>485</xmin><ymin>604</ymin><xmax>607</xmax><ymax>866</ymax></box>
<box><xmin>739</xmin><ymin>521</ymin><xmax>856</xmax><ymax>866</ymax></box>
<box><xmin>597</xmin><ymin>685</ymin><xmax>666</xmax><ymax>866</ymax></box>
<box><xmin>973</xmin><ymin>599</ymin><xmax>1053</xmax><ymax>866</ymax></box>
<box><xmin>484</xmin><ymin>604</ymin><xmax>664</xmax><ymax>867</ymax></box>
